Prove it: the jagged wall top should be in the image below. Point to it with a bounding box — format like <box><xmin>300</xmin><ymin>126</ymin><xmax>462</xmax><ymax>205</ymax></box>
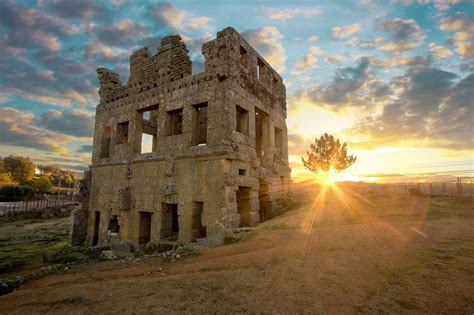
<box><xmin>96</xmin><ymin>27</ymin><xmax>286</xmax><ymax>110</ymax></box>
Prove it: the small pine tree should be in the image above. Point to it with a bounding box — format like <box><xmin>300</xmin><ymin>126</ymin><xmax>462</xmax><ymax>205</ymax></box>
<box><xmin>302</xmin><ymin>133</ymin><xmax>356</xmax><ymax>174</ymax></box>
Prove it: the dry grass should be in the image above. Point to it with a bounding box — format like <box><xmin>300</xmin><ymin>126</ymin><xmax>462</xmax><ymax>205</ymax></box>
<box><xmin>1</xmin><ymin>187</ymin><xmax>473</xmax><ymax>313</ymax></box>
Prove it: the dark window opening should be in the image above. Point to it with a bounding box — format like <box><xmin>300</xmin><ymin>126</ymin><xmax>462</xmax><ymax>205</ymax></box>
<box><xmin>136</xmin><ymin>105</ymin><xmax>158</xmax><ymax>154</ymax></box>
<box><xmin>116</xmin><ymin>121</ymin><xmax>129</xmax><ymax>144</ymax></box>
<box><xmin>139</xmin><ymin>212</ymin><xmax>152</xmax><ymax>245</ymax></box>
<box><xmin>108</xmin><ymin>215</ymin><xmax>120</xmax><ymax>233</ymax></box>
<box><xmin>93</xmin><ymin>211</ymin><xmax>100</xmax><ymax>245</ymax></box>
<box><xmin>255</xmin><ymin>112</ymin><xmax>263</xmax><ymax>158</ymax></box>
<box><xmin>259</xmin><ymin>181</ymin><xmax>271</xmax><ymax>222</ymax></box>
<box><xmin>236</xmin><ymin>105</ymin><xmax>249</xmax><ymax>134</ymax></box>
<box><xmin>161</xmin><ymin>203</ymin><xmax>179</xmax><ymax>240</ymax></box>
<box><xmin>274</xmin><ymin>127</ymin><xmax>283</xmax><ymax>151</ymax></box>
<box><xmin>239</xmin><ymin>169</ymin><xmax>246</xmax><ymax>176</ymax></box>
<box><xmin>193</xmin><ymin>103</ymin><xmax>208</xmax><ymax>145</ymax></box>
<box><xmin>100</xmin><ymin>126</ymin><xmax>111</xmax><ymax>159</ymax></box>
<box><xmin>255</xmin><ymin>108</ymin><xmax>270</xmax><ymax>159</ymax></box>
<box><xmin>192</xmin><ymin>202</ymin><xmax>206</xmax><ymax>241</ymax></box>
<box><xmin>167</xmin><ymin>108</ymin><xmax>183</xmax><ymax>136</ymax></box>
<box><xmin>257</xmin><ymin>58</ymin><xmax>265</xmax><ymax>80</ymax></box>
<box><xmin>237</xmin><ymin>187</ymin><xmax>252</xmax><ymax>227</ymax></box>
<box><xmin>240</xmin><ymin>46</ymin><xmax>248</xmax><ymax>66</ymax></box>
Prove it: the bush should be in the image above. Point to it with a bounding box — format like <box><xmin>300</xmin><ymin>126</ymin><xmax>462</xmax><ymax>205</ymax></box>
<box><xmin>408</xmin><ymin>188</ymin><xmax>421</xmax><ymax>197</ymax></box>
<box><xmin>33</xmin><ymin>177</ymin><xmax>52</xmax><ymax>193</ymax></box>
<box><xmin>0</xmin><ymin>173</ymin><xmax>12</xmax><ymax>183</ymax></box>
<box><xmin>0</xmin><ymin>185</ymin><xmax>35</xmax><ymax>202</ymax></box>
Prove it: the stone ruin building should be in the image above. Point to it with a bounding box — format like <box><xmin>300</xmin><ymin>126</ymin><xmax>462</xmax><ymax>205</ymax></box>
<box><xmin>76</xmin><ymin>27</ymin><xmax>291</xmax><ymax>248</ymax></box>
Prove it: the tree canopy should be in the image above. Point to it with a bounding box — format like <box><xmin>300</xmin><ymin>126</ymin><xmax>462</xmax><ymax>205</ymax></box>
<box><xmin>302</xmin><ymin>133</ymin><xmax>357</xmax><ymax>174</ymax></box>
<box><xmin>3</xmin><ymin>156</ymin><xmax>36</xmax><ymax>183</ymax></box>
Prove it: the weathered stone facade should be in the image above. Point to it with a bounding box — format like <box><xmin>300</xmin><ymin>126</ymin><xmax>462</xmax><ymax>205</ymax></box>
<box><xmin>85</xmin><ymin>27</ymin><xmax>291</xmax><ymax>247</ymax></box>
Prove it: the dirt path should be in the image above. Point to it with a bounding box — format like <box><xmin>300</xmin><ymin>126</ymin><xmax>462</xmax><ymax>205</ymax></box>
<box><xmin>1</xmin><ymin>190</ymin><xmax>473</xmax><ymax>313</ymax></box>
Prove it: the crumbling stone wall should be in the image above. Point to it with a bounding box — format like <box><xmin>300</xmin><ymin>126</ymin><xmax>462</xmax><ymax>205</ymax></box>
<box><xmin>85</xmin><ymin>27</ymin><xmax>291</xmax><ymax>248</ymax></box>
<box><xmin>71</xmin><ymin>168</ymin><xmax>91</xmax><ymax>246</ymax></box>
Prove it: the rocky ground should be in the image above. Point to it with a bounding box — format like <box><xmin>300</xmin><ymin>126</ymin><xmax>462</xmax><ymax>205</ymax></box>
<box><xmin>0</xmin><ymin>188</ymin><xmax>473</xmax><ymax>313</ymax></box>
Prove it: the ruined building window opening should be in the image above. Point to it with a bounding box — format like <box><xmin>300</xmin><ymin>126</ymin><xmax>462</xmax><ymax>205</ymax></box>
<box><xmin>167</xmin><ymin>108</ymin><xmax>183</xmax><ymax>136</ymax></box>
<box><xmin>274</xmin><ymin>127</ymin><xmax>283</xmax><ymax>151</ymax></box>
<box><xmin>161</xmin><ymin>203</ymin><xmax>179</xmax><ymax>240</ymax></box>
<box><xmin>259</xmin><ymin>181</ymin><xmax>271</xmax><ymax>222</ymax></box>
<box><xmin>100</xmin><ymin>126</ymin><xmax>111</xmax><ymax>159</ymax></box>
<box><xmin>237</xmin><ymin>187</ymin><xmax>252</xmax><ymax>227</ymax></box>
<box><xmin>257</xmin><ymin>58</ymin><xmax>265</xmax><ymax>80</ymax></box>
<box><xmin>138</xmin><ymin>105</ymin><xmax>158</xmax><ymax>154</ymax></box>
<box><xmin>116</xmin><ymin>121</ymin><xmax>129</xmax><ymax>144</ymax></box>
<box><xmin>255</xmin><ymin>112</ymin><xmax>263</xmax><ymax>158</ymax></box>
<box><xmin>192</xmin><ymin>202</ymin><xmax>206</xmax><ymax>241</ymax></box>
<box><xmin>240</xmin><ymin>46</ymin><xmax>248</xmax><ymax>66</ymax></box>
<box><xmin>139</xmin><ymin>212</ymin><xmax>152</xmax><ymax>245</ymax></box>
<box><xmin>255</xmin><ymin>108</ymin><xmax>270</xmax><ymax>159</ymax></box>
<box><xmin>236</xmin><ymin>105</ymin><xmax>249</xmax><ymax>134</ymax></box>
<box><xmin>239</xmin><ymin>169</ymin><xmax>246</xmax><ymax>176</ymax></box>
<box><xmin>92</xmin><ymin>211</ymin><xmax>100</xmax><ymax>246</ymax></box>
<box><xmin>193</xmin><ymin>103</ymin><xmax>208</xmax><ymax>145</ymax></box>
<box><xmin>108</xmin><ymin>215</ymin><xmax>120</xmax><ymax>233</ymax></box>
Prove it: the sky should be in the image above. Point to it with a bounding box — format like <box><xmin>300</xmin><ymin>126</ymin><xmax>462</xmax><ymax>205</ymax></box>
<box><xmin>0</xmin><ymin>0</ymin><xmax>472</xmax><ymax>182</ymax></box>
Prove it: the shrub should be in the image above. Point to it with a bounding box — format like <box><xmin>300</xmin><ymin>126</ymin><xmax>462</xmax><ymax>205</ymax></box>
<box><xmin>0</xmin><ymin>185</ymin><xmax>35</xmax><ymax>202</ymax></box>
<box><xmin>33</xmin><ymin>176</ymin><xmax>52</xmax><ymax>193</ymax></box>
<box><xmin>408</xmin><ymin>188</ymin><xmax>421</xmax><ymax>197</ymax></box>
<box><xmin>0</xmin><ymin>173</ymin><xmax>12</xmax><ymax>183</ymax></box>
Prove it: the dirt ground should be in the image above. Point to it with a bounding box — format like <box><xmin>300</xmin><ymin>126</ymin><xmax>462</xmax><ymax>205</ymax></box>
<box><xmin>1</xmin><ymin>187</ymin><xmax>473</xmax><ymax>314</ymax></box>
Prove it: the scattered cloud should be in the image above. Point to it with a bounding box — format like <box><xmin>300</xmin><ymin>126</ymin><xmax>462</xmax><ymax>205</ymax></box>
<box><xmin>77</xmin><ymin>144</ymin><xmax>93</xmax><ymax>153</ymax></box>
<box><xmin>326</xmin><ymin>55</ymin><xmax>346</xmax><ymax>63</ymax></box>
<box><xmin>306</xmin><ymin>58</ymin><xmax>371</xmax><ymax>107</ymax></box>
<box><xmin>268</xmin><ymin>7</ymin><xmax>321</xmax><ymax>21</ymax></box>
<box><xmin>0</xmin><ymin>107</ymin><xmax>67</xmax><ymax>152</ymax></box>
<box><xmin>145</xmin><ymin>2</ymin><xmax>210</xmax><ymax>31</ymax></box>
<box><xmin>307</xmin><ymin>36</ymin><xmax>320</xmax><ymax>43</ymax></box>
<box><xmin>429</xmin><ymin>43</ymin><xmax>453</xmax><ymax>58</ymax></box>
<box><xmin>242</xmin><ymin>26</ymin><xmax>287</xmax><ymax>72</ymax></box>
<box><xmin>38</xmin><ymin>109</ymin><xmax>94</xmax><ymax>137</ymax></box>
<box><xmin>439</xmin><ymin>12</ymin><xmax>474</xmax><ymax>58</ymax></box>
<box><xmin>332</xmin><ymin>23</ymin><xmax>361</xmax><ymax>39</ymax></box>
<box><xmin>294</xmin><ymin>46</ymin><xmax>324</xmax><ymax>71</ymax></box>
<box><xmin>378</xmin><ymin>18</ymin><xmax>425</xmax><ymax>52</ymax></box>
<box><xmin>346</xmin><ymin>37</ymin><xmax>385</xmax><ymax>49</ymax></box>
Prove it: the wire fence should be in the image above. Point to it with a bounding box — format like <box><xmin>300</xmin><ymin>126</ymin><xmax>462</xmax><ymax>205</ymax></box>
<box><xmin>0</xmin><ymin>196</ymin><xmax>78</xmax><ymax>217</ymax></box>
<box><xmin>340</xmin><ymin>177</ymin><xmax>473</xmax><ymax>196</ymax></box>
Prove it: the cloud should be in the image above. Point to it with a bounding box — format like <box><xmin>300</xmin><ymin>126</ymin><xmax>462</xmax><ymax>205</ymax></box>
<box><xmin>326</xmin><ymin>55</ymin><xmax>346</xmax><ymax>63</ymax></box>
<box><xmin>439</xmin><ymin>12</ymin><xmax>474</xmax><ymax>58</ymax></box>
<box><xmin>77</xmin><ymin>144</ymin><xmax>93</xmax><ymax>153</ymax></box>
<box><xmin>392</xmin><ymin>0</ymin><xmax>465</xmax><ymax>11</ymax></box>
<box><xmin>38</xmin><ymin>109</ymin><xmax>94</xmax><ymax>137</ymax></box>
<box><xmin>346</xmin><ymin>37</ymin><xmax>385</xmax><ymax>49</ymax></box>
<box><xmin>242</xmin><ymin>26</ymin><xmax>287</xmax><ymax>72</ymax></box>
<box><xmin>294</xmin><ymin>46</ymin><xmax>324</xmax><ymax>70</ymax></box>
<box><xmin>0</xmin><ymin>107</ymin><xmax>67</xmax><ymax>152</ymax></box>
<box><xmin>268</xmin><ymin>7</ymin><xmax>321</xmax><ymax>21</ymax></box>
<box><xmin>350</xmin><ymin>62</ymin><xmax>473</xmax><ymax>150</ymax></box>
<box><xmin>332</xmin><ymin>23</ymin><xmax>361</xmax><ymax>39</ymax></box>
<box><xmin>0</xmin><ymin>1</ymin><xmax>74</xmax><ymax>52</ymax></box>
<box><xmin>145</xmin><ymin>2</ymin><xmax>210</xmax><ymax>31</ymax></box>
<box><xmin>378</xmin><ymin>18</ymin><xmax>424</xmax><ymax>52</ymax></box>
<box><xmin>92</xmin><ymin>19</ymin><xmax>149</xmax><ymax>47</ymax></box>
<box><xmin>44</xmin><ymin>0</ymin><xmax>102</xmax><ymax>19</ymax></box>
<box><xmin>429</xmin><ymin>43</ymin><xmax>453</xmax><ymax>58</ymax></box>
<box><xmin>307</xmin><ymin>58</ymin><xmax>371</xmax><ymax>107</ymax></box>
<box><xmin>307</xmin><ymin>36</ymin><xmax>319</xmax><ymax>43</ymax></box>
